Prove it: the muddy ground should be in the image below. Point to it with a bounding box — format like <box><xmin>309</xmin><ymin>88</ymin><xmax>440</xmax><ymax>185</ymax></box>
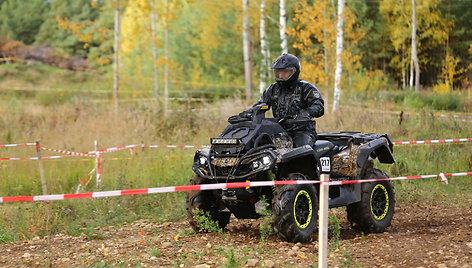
<box><xmin>0</xmin><ymin>202</ymin><xmax>471</xmax><ymax>267</ymax></box>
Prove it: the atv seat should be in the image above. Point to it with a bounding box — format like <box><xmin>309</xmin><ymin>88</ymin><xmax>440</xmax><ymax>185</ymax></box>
<box><xmin>314</xmin><ymin>140</ymin><xmax>335</xmax><ymax>158</ymax></box>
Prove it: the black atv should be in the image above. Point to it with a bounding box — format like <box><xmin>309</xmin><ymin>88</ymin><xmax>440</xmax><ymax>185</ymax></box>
<box><xmin>186</xmin><ymin>103</ymin><xmax>395</xmax><ymax>243</ymax></box>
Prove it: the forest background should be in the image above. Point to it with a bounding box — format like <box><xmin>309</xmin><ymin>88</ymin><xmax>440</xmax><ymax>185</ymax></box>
<box><xmin>0</xmin><ymin>0</ymin><xmax>471</xmax><ymax>105</ymax></box>
<box><xmin>0</xmin><ymin>0</ymin><xmax>471</xmax><ymax>248</ymax></box>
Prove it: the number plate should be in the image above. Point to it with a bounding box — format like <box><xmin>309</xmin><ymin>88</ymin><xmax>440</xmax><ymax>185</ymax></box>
<box><xmin>320</xmin><ymin>157</ymin><xmax>331</xmax><ymax>173</ymax></box>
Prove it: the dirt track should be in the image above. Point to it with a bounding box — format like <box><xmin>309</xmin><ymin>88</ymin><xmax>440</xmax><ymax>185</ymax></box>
<box><xmin>0</xmin><ymin>202</ymin><xmax>471</xmax><ymax>267</ymax></box>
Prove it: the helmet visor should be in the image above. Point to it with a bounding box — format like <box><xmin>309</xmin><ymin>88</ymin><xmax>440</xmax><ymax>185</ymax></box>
<box><xmin>274</xmin><ymin>67</ymin><xmax>296</xmax><ymax>82</ymax></box>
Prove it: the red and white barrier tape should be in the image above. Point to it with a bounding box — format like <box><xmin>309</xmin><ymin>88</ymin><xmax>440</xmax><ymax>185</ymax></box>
<box><xmin>0</xmin><ymin>142</ymin><xmax>36</xmax><ymax>148</ymax></box>
<box><xmin>325</xmin><ymin>172</ymin><xmax>472</xmax><ymax>186</ymax></box>
<box><xmin>87</xmin><ymin>144</ymin><xmax>140</xmax><ymax>154</ymax></box>
<box><xmin>96</xmin><ymin>153</ymin><xmax>102</xmax><ymax>186</ymax></box>
<box><xmin>40</xmin><ymin>147</ymin><xmax>98</xmax><ymax>158</ymax></box>
<box><xmin>1</xmin><ymin>172</ymin><xmax>470</xmax><ymax>203</ymax></box>
<box><xmin>1</xmin><ymin>138</ymin><xmax>470</xmax><ymax>161</ymax></box>
<box><xmin>393</xmin><ymin>138</ymin><xmax>472</xmax><ymax>145</ymax></box>
<box><xmin>0</xmin><ymin>180</ymin><xmax>318</xmax><ymax>203</ymax></box>
<box><xmin>0</xmin><ymin>155</ymin><xmax>73</xmax><ymax>160</ymax></box>
<box><xmin>76</xmin><ymin>167</ymin><xmax>96</xmax><ymax>194</ymax></box>
<box><xmin>145</xmin><ymin>145</ymin><xmax>209</xmax><ymax>149</ymax></box>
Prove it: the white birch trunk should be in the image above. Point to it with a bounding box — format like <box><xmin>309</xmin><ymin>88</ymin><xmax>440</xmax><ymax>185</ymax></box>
<box><xmin>150</xmin><ymin>0</ymin><xmax>160</xmax><ymax>101</ymax></box>
<box><xmin>164</xmin><ymin>0</ymin><xmax>170</xmax><ymax>115</ymax></box>
<box><xmin>411</xmin><ymin>0</ymin><xmax>420</xmax><ymax>92</ymax></box>
<box><xmin>279</xmin><ymin>0</ymin><xmax>288</xmax><ymax>54</ymax></box>
<box><xmin>259</xmin><ymin>0</ymin><xmax>269</xmax><ymax>94</ymax></box>
<box><xmin>401</xmin><ymin>43</ymin><xmax>406</xmax><ymax>88</ymax></box>
<box><xmin>242</xmin><ymin>0</ymin><xmax>253</xmax><ymax>101</ymax></box>
<box><xmin>332</xmin><ymin>0</ymin><xmax>344</xmax><ymax>112</ymax></box>
<box><xmin>113</xmin><ymin>0</ymin><xmax>121</xmax><ymax>112</ymax></box>
<box><xmin>323</xmin><ymin>2</ymin><xmax>329</xmax><ymax>110</ymax></box>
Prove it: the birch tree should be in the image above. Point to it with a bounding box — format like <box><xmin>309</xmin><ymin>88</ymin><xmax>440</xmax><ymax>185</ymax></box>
<box><xmin>410</xmin><ymin>0</ymin><xmax>420</xmax><ymax>91</ymax></box>
<box><xmin>150</xmin><ymin>0</ymin><xmax>160</xmax><ymax>101</ymax></box>
<box><xmin>380</xmin><ymin>0</ymin><xmax>449</xmax><ymax>88</ymax></box>
<box><xmin>242</xmin><ymin>0</ymin><xmax>253</xmax><ymax>101</ymax></box>
<box><xmin>164</xmin><ymin>0</ymin><xmax>170</xmax><ymax>115</ymax></box>
<box><xmin>279</xmin><ymin>0</ymin><xmax>288</xmax><ymax>54</ymax></box>
<box><xmin>332</xmin><ymin>0</ymin><xmax>344</xmax><ymax>112</ymax></box>
<box><xmin>259</xmin><ymin>0</ymin><xmax>270</xmax><ymax>94</ymax></box>
<box><xmin>113</xmin><ymin>0</ymin><xmax>121</xmax><ymax>112</ymax></box>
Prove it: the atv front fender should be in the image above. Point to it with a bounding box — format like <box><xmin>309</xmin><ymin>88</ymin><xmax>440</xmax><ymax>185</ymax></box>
<box><xmin>356</xmin><ymin>138</ymin><xmax>394</xmax><ymax>177</ymax></box>
<box><xmin>278</xmin><ymin>146</ymin><xmax>320</xmax><ymax>179</ymax></box>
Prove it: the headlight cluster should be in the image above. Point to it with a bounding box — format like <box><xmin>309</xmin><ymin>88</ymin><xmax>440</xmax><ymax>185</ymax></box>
<box><xmin>199</xmin><ymin>156</ymin><xmax>207</xmax><ymax>165</ymax></box>
<box><xmin>194</xmin><ymin>149</ymin><xmax>210</xmax><ymax>167</ymax></box>
<box><xmin>244</xmin><ymin>154</ymin><xmax>273</xmax><ymax>170</ymax></box>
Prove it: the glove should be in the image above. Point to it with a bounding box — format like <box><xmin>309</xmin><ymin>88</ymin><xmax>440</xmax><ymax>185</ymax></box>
<box><xmin>238</xmin><ymin>109</ymin><xmax>253</xmax><ymax>119</ymax></box>
<box><xmin>294</xmin><ymin>110</ymin><xmax>311</xmax><ymax>121</ymax></box>
<box><xmin>227</xmin><ymin>108</ymin><xmax>254</xmax><ymax>124</ymax></box>
<box><xmin>228</xmin><ymin>115</ymin><xmax>239</xmax><ymax>124</ymax></box>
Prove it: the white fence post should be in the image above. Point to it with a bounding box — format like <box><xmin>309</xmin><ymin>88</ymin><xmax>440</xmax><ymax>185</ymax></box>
<box><xmin>318</xmin><ymin>156</ymin><xmax>331</xmax><ymax>268</ymax></box>
<box><xmin>95</xmin><ymin>140</ymin><xmax>102</xmax><ymax>188</ymax></box>
<box><xmin>318</xmin><ymin>173</ymin><xmax>330</xmax><ymax>268</ymax></box>
<box><xmin>35</xmin><ymin>140</ymin><xmax>48</xmax><ymax>195</ymax></box>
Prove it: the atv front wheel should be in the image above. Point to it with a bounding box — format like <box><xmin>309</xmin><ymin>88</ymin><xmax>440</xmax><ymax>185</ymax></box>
<box><xmin>272</xmin><ymin>173</ymin><xmax>318</xmax><ymax>243</ymax></box>
<box><xmin>185</xmin><ymin>175</ymin><xmax>230</xmax><ymax>232</ymax></box>
<box><xmin>347</xmin><ymin>168</ymin><xmax>395</xmax><ymax>233</ymax></box>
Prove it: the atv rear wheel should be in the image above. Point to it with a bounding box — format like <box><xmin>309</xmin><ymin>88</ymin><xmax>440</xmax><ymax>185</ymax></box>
<box><xmin>185</xmin><ymin>175</ymin><xmax>230</xmax><ymax>232</ymax></box>
<box><xmin>347</xmin><ymin>168</ymin><xmax>395</xmax><ymax>233</ymax></box>
<box><xmin>272</xmin><ymin>173</ymin><xmax>318</xmax><ymax>243</ymax></box>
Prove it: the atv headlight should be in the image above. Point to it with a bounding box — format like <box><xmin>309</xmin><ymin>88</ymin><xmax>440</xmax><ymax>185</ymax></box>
<box><xmin>262</xmin><ymin>156</ymin><xmax>271</xmax><ymax>165</ymax></box>
<box><xmin>199</xmin><ymin>156</ymin><xmax>207</xmax><ymax>165</ymax></box>
<box><xmin>247</xmin><ymin>154</ymin><xmax>273</xmax><ymax>170</ymax></box>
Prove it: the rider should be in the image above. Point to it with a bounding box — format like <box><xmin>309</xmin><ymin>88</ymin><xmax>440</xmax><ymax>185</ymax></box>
<box><xmin>237</xmin><ymin>53</ymin><xmax>324</xmax><ymax>148</ymax></box>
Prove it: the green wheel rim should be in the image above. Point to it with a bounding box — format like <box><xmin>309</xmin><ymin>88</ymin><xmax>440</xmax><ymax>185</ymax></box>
<box><xmin>294</xmin><ymin>190</ymin><xmax>313</xmax><ymax>229</ymax></box>
<box><xmin>370</xmin><ymin>184</ymin><xmax>389</xmax><ymax>221</ymax></box>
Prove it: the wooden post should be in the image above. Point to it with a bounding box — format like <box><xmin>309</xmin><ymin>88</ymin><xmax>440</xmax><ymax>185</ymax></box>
<box><xmin>318</xmin><ymin>173</ymin><xmax>329</xmax><ymax>268</ymax></box>
<box><xmin>95</xmin><ymin>140</ymin><xmax>102</xmax><ymax>188</ymax></box>
<box><xmin>35</xmin><ymin>141</ymin><xmax>48</xmax><ymax>195</ymax></box>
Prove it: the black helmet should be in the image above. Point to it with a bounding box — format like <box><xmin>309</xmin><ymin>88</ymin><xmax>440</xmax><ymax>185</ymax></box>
<box><xmin>271</xmin><ymin>53</ymin><xmax>300</xmax><ymax>87</ymax></box>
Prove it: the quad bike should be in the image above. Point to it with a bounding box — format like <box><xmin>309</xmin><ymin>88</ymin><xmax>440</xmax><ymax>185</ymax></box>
<box><xmin>186</xmin><ymin>103</ymin><xmax>396</xmax><ymax>243</ymax></box>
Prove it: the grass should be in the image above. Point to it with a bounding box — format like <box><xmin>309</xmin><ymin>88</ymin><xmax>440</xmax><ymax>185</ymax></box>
<box><xmin>0</xmin><ymin>62</ymin><xmax>471</xmax><ymax>242</ymax></box>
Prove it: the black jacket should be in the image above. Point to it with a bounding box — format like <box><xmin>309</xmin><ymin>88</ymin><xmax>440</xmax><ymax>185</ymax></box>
<box><xmin>255</xmin><ymin>80</ymin><xmax>324</xmax><ymax>130</ymax></box>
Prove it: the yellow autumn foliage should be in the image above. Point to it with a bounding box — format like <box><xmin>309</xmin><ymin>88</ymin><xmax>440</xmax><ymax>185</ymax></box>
<box><xmin>379</xmin><ymin>0</ymin><xmax>452</xmax><ymax>81</ymax></box>
<box><xmin>288</xmin><ymin>0</ymin><xmax>364</xmax><ymax>91</ymax></box>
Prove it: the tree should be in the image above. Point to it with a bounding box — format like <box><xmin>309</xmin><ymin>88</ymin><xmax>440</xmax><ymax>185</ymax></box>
<box><xmin>0</xmin><ymin>0</ymin><xmax>48</xmax><ymax>45</ymax></box>
<box><xmin>113</xmin><ymin>0</ymin><xmax>121</xmax><ymax>112</ymax></box>
<box><xmin>150</xmin><ymin>0</ymin><xmax>160</xmax><ymax>100</ymax></box>
<box><xmin>410</xmin><ymin>0</ymin><xmax>420</xmax><ymax>91</ymax></box>
<box><xmin>332</xmin><ymin>0</ymin><xmax>344</xmax><ymax>112</ymax></box>
<box><xmin>35</xmin><ymin>0</ymin><xmax>99</xmax><ymax>57</ymax></box>
<box><xmin>440</xmin><ymin>0</ymin><xmax>472</xmax><ymax>89</ymax></box>
<box><xmin>259</xmin><ymin>0</ymin><xmax>270</xmax><ymax>94</ymax></box>
<box><xmin>380</xmin><ymin>0</ymin><xmax>451</xmax><ymax>87</ymax></box>
<box><xmin>288</xmin><ymin>0</ymin><xmax>364</xmax><ymax>101</ymax></box>
<box><xmin>164</xmin><ymin>0</ymin><xmax>171</xmax><ymax>115</ymax></box>
<box><xmin>242</xmin><ymin>0</ymin><xmax>253</xmax><ymax>101</ymax></box>
<box><xmin>279</xmin><ymin>0</ymin><xmax>288</xmax><ymax>54</ymax></box>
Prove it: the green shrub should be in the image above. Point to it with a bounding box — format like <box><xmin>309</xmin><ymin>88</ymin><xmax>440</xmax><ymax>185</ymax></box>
<box><xmin>191</xmin><ymin>208</ymin><xmax>223</xmax><ymax>233</ymax></box>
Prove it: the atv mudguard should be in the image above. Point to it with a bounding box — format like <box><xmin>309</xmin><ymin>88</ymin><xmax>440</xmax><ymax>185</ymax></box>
<box><xmin>278</xmin><ymin>145</ymin><xmax>320</xmax><ymax>179</ymax></box>
<box><xmin>356</xmin><ymin>137</ymin><xmax>394</xmax><ymax>178</ymax></box>
<box><xmin>277</xmin><ymin>146</ymin><xmax>364</xmax><ymax>208</ymax></box>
